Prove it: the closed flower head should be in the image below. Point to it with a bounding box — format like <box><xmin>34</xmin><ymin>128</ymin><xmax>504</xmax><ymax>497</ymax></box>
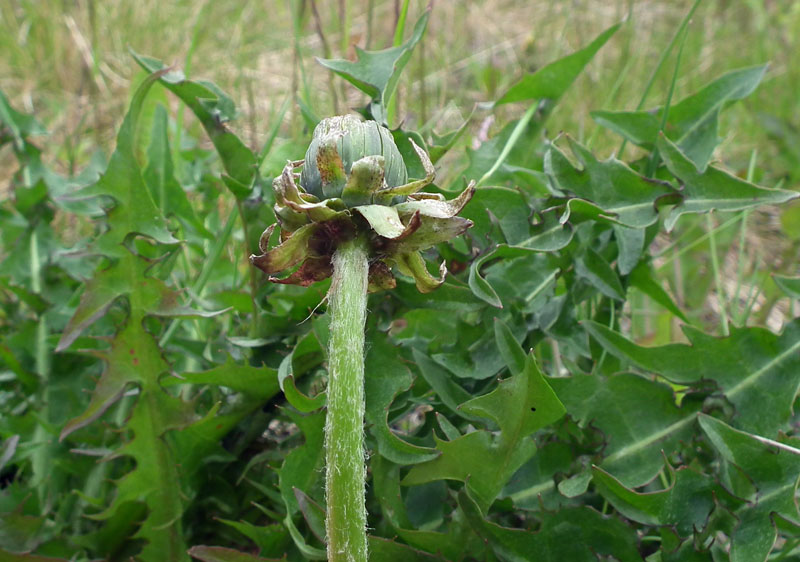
<box><xmin>250</xmin><ymin>115</ymin><xmax>474</xmax><ymax>293</ymax></box>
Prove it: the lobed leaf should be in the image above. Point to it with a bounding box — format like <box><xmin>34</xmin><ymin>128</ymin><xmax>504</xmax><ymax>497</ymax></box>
<box><xmin>458</xmin><ymin>491</ymin><xmax>642</xmax><ymax>562</ymax></box>
<box><xmin>364</xmin><ymin>335</ymin><xmax>438</xmax><ymax>464</ymax></box>
<box><xmin>188</xmin><ymin>546</ymin><xmax>283</xmax><ymax>562</ymax></box>
<box><xmin>76</xmin><ymin>70</ymin><xmax>178</xmax><ymax>257</ymax></box>
<box><xmin>316</xmin><ymin>9</ymin><xmax>430</xmax><ymax>117</ymax></box>
<box><xmin>459</xmin><ymin>354</ymin><xmax>565</xmax><ymax>443</ymax></box>
<box><xmin>133</xmin><ymin>52</ymin><xmax>257</xmax><ymax>195</ymax></box>
<box><xmin>404</xmin><ymin>353</ymin><xmax>564</xmax><ymax>512</ymax></box>
<box><xmin>55</xmin><ymin>71</ymin><xmax>215</xmax><ymax>561</ymax></box>
<box><xmin>550</xmin><ymin>372</ymin><xmax>701</xmax><ymax>487</ymax></box>
<box><xmin>592</xmin><ymin>461</ymin><xmax>719</xmax><ymax>539</ymax></box>
<box><xmin>544</xmin><ymin>135</ymin><xmax>680</xmax><ymax>228</ymax></box>
<box><xmin>658</xmin><ymin>134</ymin><xmax>797</xmax><ymax>231</ymax></box>
<box><xmin>585</xmin><ymin>319</ymin><xmax>800</xmax><ymax>436</ymax></box>
<box><xmin>57</xmin><ymin>257</ymin><xmax>224</xmax><ymax>352</ymax></box>
<box><xmin>699</xmin><ymin>415</ymin><xmax>800</xmax><ymax>561</ymax></box>
<box><xmin>593</xmin><ymin>65</ymin><xmax>767</xmax><ymax>169</ymax></box>
<box><xmin>160</xmin><ymin>357</ymin><xmax>279</xmax><ymax>400</ymax></box>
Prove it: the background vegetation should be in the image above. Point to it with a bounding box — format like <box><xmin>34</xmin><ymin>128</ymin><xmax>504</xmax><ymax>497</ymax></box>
<box><xmin>2</xmin><ymin>1</ymin><xmax>800</xmax><ymax>560</ymax></box>
<box><xmin>2</xmin><ymin>1</ymin><xmax>799</xmax><ymax>179</ymax></box>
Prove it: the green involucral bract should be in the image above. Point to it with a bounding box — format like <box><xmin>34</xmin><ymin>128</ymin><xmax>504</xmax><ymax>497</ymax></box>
<box><xmin>250</xmin><ymin>114</ymin><xmax>475</xmax><ymax>293</ymax></box>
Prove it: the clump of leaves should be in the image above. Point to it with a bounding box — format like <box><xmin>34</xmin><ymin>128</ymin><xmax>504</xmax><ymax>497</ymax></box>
<box><xmin>2</xmin><ymin>5</ymin><xmax>800</xmax><ymax>562</ymax></box>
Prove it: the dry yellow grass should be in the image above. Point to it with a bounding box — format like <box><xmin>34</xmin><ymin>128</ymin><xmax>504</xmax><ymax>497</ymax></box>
<box><xmin>1</xmin><ymin>1</ymin><xmax>798</xmax><ymax>182</ymax></box>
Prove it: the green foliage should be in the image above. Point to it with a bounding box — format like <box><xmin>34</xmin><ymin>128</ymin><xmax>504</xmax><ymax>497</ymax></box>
<box><xmin>404</xmin><ymin>322</ymin><xmax>565</xmax><ymax>513</ymax></box>
<box><xmin>2</xmin><ymin>4</ymin><xmax>799</xmax><ymax>562</ymax></box>
<box><xmin>592</xmin><ymin>65</ymin><xmax>767</xmax><ymax>170</ymax></box>
<box><xmin>586</xmin><ymin>319</ymin><xmax>800</xmax><ymax>435</ymax></box>
<box><xmin>495</xmin><ymin>22</ymin><xmax>621</xmax><ymax>106</ymax></box>
<box><xmin>317</xmin><ymin>9</ymin><xmax>430</xmax><ymax>124</ymax></box>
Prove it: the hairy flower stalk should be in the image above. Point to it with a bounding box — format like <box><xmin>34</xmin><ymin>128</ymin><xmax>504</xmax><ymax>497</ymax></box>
<box><xmin>325</xmin><ymin>236</ymin><xmax>369</xmax><ymax>561</ymax></box>
<box><xmin>251</xmin><ymin>114</ymin><xmax>474</xmax><ymax>561</ymax></box>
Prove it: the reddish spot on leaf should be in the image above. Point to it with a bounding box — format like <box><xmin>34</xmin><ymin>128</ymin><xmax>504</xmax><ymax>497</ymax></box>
<box><xmin>129</xmin><ymin>348</ymin><xmax>135</xmax><ymax>355</ymax></box>
<box><xmin>449</xmin><ymin>259</ymin><xmax>468</xmax><ymax>275</ymax></box>
<box><xmin>132</xmin><ymin>357</ymin><xmax>139</xmax><ymax>366</ymax></box>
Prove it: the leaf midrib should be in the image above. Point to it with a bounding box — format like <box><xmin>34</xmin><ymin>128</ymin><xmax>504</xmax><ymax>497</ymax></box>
<box><xmin>604</xmin><ymin>414</ymin><xmax>696</xmax><ymax>464</ymax></box>
<box><xmin>726</xmin><ymin>337</ymin><xmax>800</xmax><ymax>400</ymax></box>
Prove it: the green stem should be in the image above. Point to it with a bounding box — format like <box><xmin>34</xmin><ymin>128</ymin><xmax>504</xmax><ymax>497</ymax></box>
<box><xmin>290</xmin><ymin>0</ymin><xmax>312</xmax><ymax>134</ymax></box>
<box><xmin>392</xmin><ymin>0</ymin><xmax>410</xmax><ymax>47</ymax></box>
<box><xmin>159</xmin><ymin>205</ymin><xmax>239</xmax><ymax>347</ymax></box>
<box><xmin>30</xmin><ymin>229</ymin><xmax>54</xmax><ymax>511</ymax></box>
<box><xmin>646</xmin><ymin>15</ymin><xmax>689</xmax><ymax>178</ymax></box>
<box><xmin>366</xmin><ymin>0</ymin><xmax>374</xmax><ymax>48</ymax></box>
<box><xmin>618</xmin><ymin>0</ymin><xmax>701</xmax><ymax>158</ymax></box>
<box><xmin>29</xmin><ymin>230</ymin><xmax>49</xmax><ymax>379</ymax></box>
<box><xmin>656</xmin><ymin>213</ymin><xmax>741</xmax><ymax>266</ymax></box>
<box><xmin>586</xmin><ymin>0</ymin><xmax>633</xmax><ymax>149</ymax></box>
<box><xmin>476</xmin><ymin>101</ymin><xmax>539</xmax><ymax>187</ymax></box>
<box><xmin>706</xmin><ymin>212</ymin><xmax>730</xmax><ymax>336</ymax></box>
<box><xmin>174</xmin><ymin>0</ymin><xmax>212</xmax><ymax>181</ymax></box>
<box><xmin>339</xmin><ymin>0</ymin><xmax>352</xmax><ymax>56</ymax></box>
<box><xmin>236</xmin><ymin>199</ymin><xmax>259</xmax><ymax>337</ymax></box>
<box><xmin>592</xmin><ymin>299</ymin><xmax>615</xmax><ymax>375</ymax></box>
<box><xmin>325</xmin><ymin>236</ymin><xmax>369</xmax><ymax>562</ymax></box>
<box><xmin>309</xmin><ymin>0</ymin><xmax>340</xmax><ymax>114</ymax></box>
<box><xmin>258</xmin><ymin>95</ymin><xmax>291</xmax><ymax>168</ymax></box>
<box><xmin>733</xmin><ymin>150</ymin><xmax>757</xmax><ymax>325</ymax></box>
<box><xmin>386</xmin><ymin>0</ymin><xmax>410</xmax><ymax>126</ymax></box>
